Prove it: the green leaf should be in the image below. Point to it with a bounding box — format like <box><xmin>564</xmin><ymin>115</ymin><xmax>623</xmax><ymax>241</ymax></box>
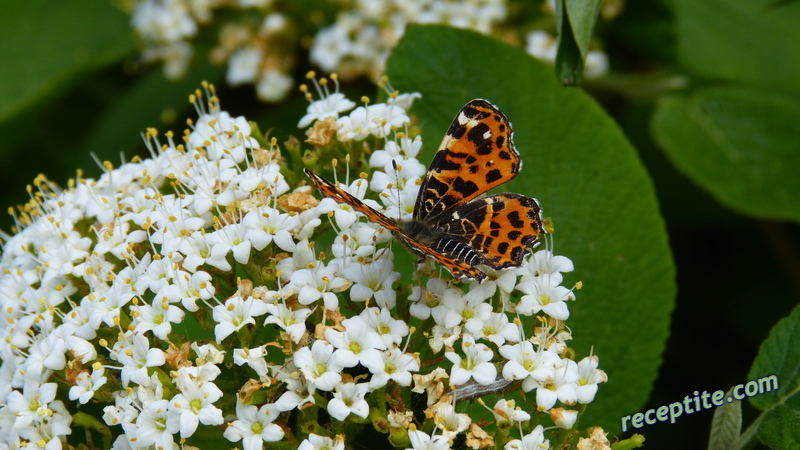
<box><xmin>708</xmin><ymin>388</ymin><xmax>742</xmax><ymax>450</ymax></box>
<box><xmin>555</xmin><ymin>1</ymin><xmax>584</xmax><ymax>86</ymax></box>
<box><xmin>387</xmin><ymin>25</ymin><xmax>675</xmax><ymax>434</ymax></box>
<box><xmin>565</xmin><ymin>0</ymin><xmax>602</xmax><ymax>59</ymax></box>
<box><xmin>555</xmin><ymin>0</ymin><xmax>601</xmax><ymax>85</ymax></box>
<box><xmin>652</xmin><ymin>87</ymin><xmax>800</xmax><ymax>222</ymax></box>
<box><xmin>745</xmin><ymin>304</ymin><xmax>800</xmax><ymax>448</ymax></box>
<box><xmin>673</xmin><ymin>0</ymin><xmax>800</xmax><ymax>94</ymax></box>
<box><xmin>0</xmin><ymin>0</ymin><xmax>134</xmax><ymax>121</ymax></box>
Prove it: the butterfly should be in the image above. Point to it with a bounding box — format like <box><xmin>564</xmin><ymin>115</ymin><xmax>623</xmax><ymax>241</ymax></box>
<box><xmin>304</xmin><ymin>99</ymin><xmax>545</xmax><ymax>282</ymax></box>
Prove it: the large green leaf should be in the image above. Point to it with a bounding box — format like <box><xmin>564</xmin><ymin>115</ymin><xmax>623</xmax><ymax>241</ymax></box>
<box><xmin>0</xmin><ymin>0</ymin><xmax>134</xmax><ymax>121</ymax></box>
<box><xmin>386</xmin><ymin>25</ymin><xmax>675</xmax><ymax>434</ymax></box>
<box><xmin>673</xmin><ymin>0</ymin><xmax>800</xmax><ymax>94</ymax></box>
<box><xmin>652</xmin><ymin>87</ymin><xmax>800</xmax><ymax>222</ymax></box>
<box><xmin>743</xmin><ymin>304</ymin><xmax>800</xmax><ymax>448</ymax></box>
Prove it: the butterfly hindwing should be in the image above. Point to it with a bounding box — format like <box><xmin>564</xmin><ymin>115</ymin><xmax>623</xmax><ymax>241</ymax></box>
<box><xmin>439</xmin><ymin>193</ymin><xmax>544</xmax><ymax>269</ymax></box>
<box><xmin>415</xmin><ymin>99</ymin><xmax>521</xmax><ymax>224</ymax></box>
<box><xmin>398</xmin><ymin>235</ymin><xmax>487</xmax><ymax>281</ymax></box>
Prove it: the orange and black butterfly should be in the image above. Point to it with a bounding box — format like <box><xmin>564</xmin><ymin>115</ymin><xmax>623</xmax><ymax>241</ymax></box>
<box><xmin>305</xmin><ymin>99</ymin><xmax>545</xmax><ymax>282</ymax></box>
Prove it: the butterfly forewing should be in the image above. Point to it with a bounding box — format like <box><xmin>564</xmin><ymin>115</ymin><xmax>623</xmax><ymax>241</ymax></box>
<box><xmin>304</xmin><ymin>168</ymin><xmax>400</xmax><ymax>231</ymax></box>
<box><xmin>415</xmin><ymin>99</ymin><xmax>521</xmax><ymax>224</ymax></box>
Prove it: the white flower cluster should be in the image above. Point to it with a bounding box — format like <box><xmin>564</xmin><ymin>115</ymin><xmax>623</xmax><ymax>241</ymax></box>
<box><xmin>130</xmin><ymin>0</ymin><xmax>294</xmax><ymax>100</ymax></box>
<box><xmin>0</xmin><ymin>80</ymin><xmax>606</xmax><ymax>449</ymax></box>
<box><xmin>129</xmin><ymin>0</ymin><xmax>508</xmax><ymax>102</ymax></box>
<box><xmin>310</xmin><ymin>0</ymin><xmax>508</xmax><ymax>81</ymax></box>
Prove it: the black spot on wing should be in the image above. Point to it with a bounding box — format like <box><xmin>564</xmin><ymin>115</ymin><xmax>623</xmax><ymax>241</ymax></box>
<box><xmin>452</xmin><ymin>177</ymin><xmax>479</xmax><ymax>198</ymax></box>
<box><xmin>507</xmin><ymin>211</ymin><xmax>525</xmax><ymax>228</ymax></box>
<box><xmin>448</xmin><ymin>122</ymin><xmax>467</xmax><ymax>139</ymax></box>
<box><xmin>496</xmin><ymin>135</ymin><xmax>505</xmax><ymax>148</ymax></box>
<box><xmin>485</xmin><ymin>169</ymin><xmax>502</xmax><ymax>184</ymax></box>
<box><xmin>468</xmin><ymin>122</ymin><xmax>491</xmax><ymax>144</ymax></box>
<box><xmin>497</xmin><ymin>242</ymin><xmax>509</xmax><ymax>255</ymax></box>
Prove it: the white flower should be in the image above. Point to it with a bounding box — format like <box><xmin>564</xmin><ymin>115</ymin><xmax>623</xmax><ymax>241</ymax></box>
<box><xmin>358</xmin><ymin>306</ymin><xmax>409</xmax><ymax>348</ymax></box>
<box><xmin>464</xmin><ymin>311</ymin><xmax>520</xmax><ymax>347</ymax></box>
<box><xmin>370</xmin><ymin>156</ymin><xmax>425</xmax><ymax>197</ymax></box>
<box><xmin>499</xmin><ymin>341</ymin><xmax>560</xmax><ymax>393</ymax></box>
<box><xmin>550</xmin><ymin>407</ymin><xmax>579</xmax><ymax>429</ymax></box>
<box><xmin>526</xmin><ymin>31</ymin><xmax>557</xmax><ymax>64</ymax></box>
<box><xmin>263</xmin><ymin>301</ymin><xmax>313</xmax><ymax>344</ymax></box>
<box><xmin>535</xmin><ymin>358</ymin><xmax>580</xmax><ymax>411</ymax></box>
<box><xmin>489</xmin><ymin>399</ymin><xmax>531</xmax><ymax>427</ymax></box>
<box><xmin>515</xmin><ymin>273</ymin><xmax>575</xmax><ymax>320</ymax></box>
<box><xmin>233</xmin><ymin>346</ymin><xmax>270</xmax><ymax>381</ymax></box>
<box><xmin>504</xmin><ymin>425</ymin><xmax>549</xmax><ymax>450</ymax></box>
<box><xmin>445</xmin><ymin>334</ymin><xmax>497</xmax><ymax>386</ymax></box>
<box><xmin>406</xmin><ymin>428</ymin><xmax>450</xmax><ymax>450</ymax></box>
<box><xmin>131</xmin><ymin>297</ymin><xmax>185</xmax><ymax>340</ymax></box>
<box><xmin>291</xmin><ymin>262</ymin><xmax>349</xmax><ymax>311</ymax></box>
<box><xmin>190</xmin><ymin>344</ymin><xmax>224</xmax><ymax>366</ymax></box>
<box><xmin>342</xmin><ymin>259</ymin><xmax>400</xmax><ymax>308</ymax></box>
<box><xmin>293</xmin><ymin>340</ymin><xmax>343</xmax><ymax>392</ymax></box>
<box><xmin>227</xmin><ymin>46</ymin><xmax>263</xmax><ymax>85</ymax></box>
<box><xmin>387</xmin><ymin>92</ymin><xmax>422</xmax><ymax>113</ymax></box>
<box><xmin>429</xmin><ymin>401</ymin><xmax>470</xmax><ymax>440</ymax></box>
<box><xmin>364</xmin><ymin>103</ymin><xmax>411</xmax><ymax>138</ymax></box>
<box><xmin>6</xmin><ymin>381</ymin><xmax>58</xmax><ymax>429</ymax></box>
<box><xmin>575</xmin><ymin>355</ymin><xmax>607</xmax><ymax>404</ymax></box>
<box><xmin>409</xmin><ymin>278</ymin><xmax>450</xmax><ymax>320</ymax></box>
<box><xmin>331</xmin><ymin>223</ymin><xmax>389</xmax><ymax>260</ymax></box>
<box><xmin>298</xmin><ymin>92</ymin><xmax>356</xmax><ymax>128</ymax></box>
<box><xmin>362</xmin><ymin>348</ymin><xmax>419</xmax><ymax>389</ymax></box>
<box><xmin>173</xmin><ymin>269</ymin><xmax>215</xmax><ymax>312</ymax></box>
<box><xmin>206</xmin><ymin>223</ymin><xmax>252</xmax><ymax>265</ymax></box>
<box><xmin>336</xmin><ymin>106</ymin><xmax>373</xmax><ymax>141</ymax></box>
<box><xmin>134</xmin><ymin>399</ymin><xmax>179</xmax><ymax>449</ymax></box>
<box><xmin>114</xmin><ymin>332</ymin><xmax>166</xmax><ymax>387</ymax></box>
<box><xmin>322</xmin><ymin>177</ymin><xmax>378</xmax><ymax>229</ymax></box>
<box><xmin>299</xmin><ymin>433</ymin><xmax>345</xmax><ymax>450</ymax></box>
<box><xmin>585</xmin><ymin>50</ymin><xmax>610</xmax><ymax>79</ymax></box>
<box><xmin>517</xmin><ymin>250</ymin><xmax>574</xmax><ymax>278</ymax></box>
<box><xmin>327</xmin><ymin>382</ymin><xmax>370</xmax><ymax>421</ymax></box>
<box><xmin>242</xmin><ymin>207</ymin><xmax>299</xmax><ymax>252</ymax></box>
<box><xmin>168</xmin><ymin>379</ymin><xmax>224</xmax><ymax>438</ymax></box>
<box><xmin>69</xmin><ymin>366</ymin><xmax>107</xmax><ymax>404</ymax></box>
<box><xmin>131</xmin><ymin>0</ymin><xmax>197</xmax><ymax>44</ymax></box>
<box><xmin>440</xmin><ymin>282</ymin><xmax>494</xmax><ymax>328</ymax></box>
<box><xmin>325</xmin><ymin>316</ymin><xmax>385</xmax><ymax>368</ymax></box>
<box><xmin>212</xmin><ymin>294</ymin><xmax>270</xmax><ymax>343</ymax></box>
<box><xmin>257</xmin><ymin>69</ymin><xmax>294</xmax><ymax>102</ymax></box>
<box><xmin>223</xmin><ymin>399</ymin><xmax>284</xmax><ymax>449</ymax></box>
<box><xmin>271</xmin><ymin>362</ymin><xmax>315</xmax><ymax>412</ymax></box>
<box><xmin>309</xmin><ymin>24</ymin><xmax>352</xmax><ymax>72</ymax></box>
<box><xmin>178</xmin><ymin>231</ymin><xmax>232</xmax><ymax>272</ymax></box>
